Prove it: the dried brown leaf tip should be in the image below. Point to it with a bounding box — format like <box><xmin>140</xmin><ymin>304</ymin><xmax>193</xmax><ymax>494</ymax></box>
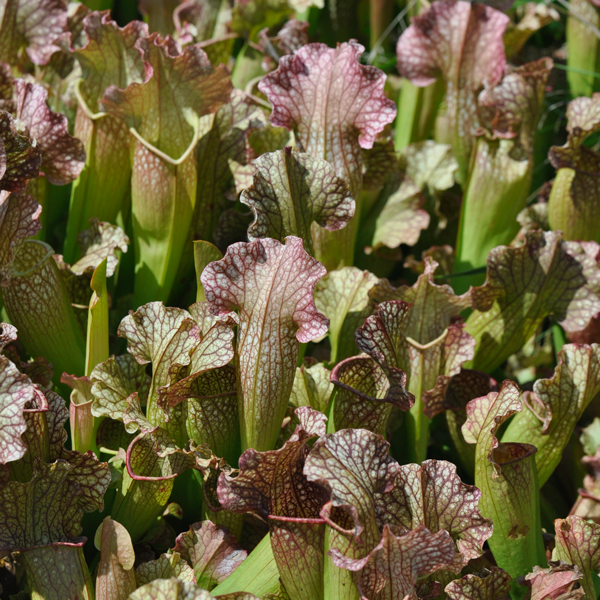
<box><xmin>521</xmin><ymin>562</ymin><xmax>584</xmax><ymax>600</ymax></box>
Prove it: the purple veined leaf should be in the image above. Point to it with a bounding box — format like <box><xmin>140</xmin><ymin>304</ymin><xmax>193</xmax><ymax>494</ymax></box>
<box><xmin>202</xmin><ymin>236</ymin><xmax>328</xmax><ymax>452</ymax></box>
<box><xmin>290</xmin><ymin>362</ymin><xmax>334</xmax><ymax>414</ymax></box>
<box><xmin>117</xmin><ymin>302</ymin><xmax>201</xmax><ymax>444</ymax></box>
<box><xmin>218</xmin><ymin>407</ymin><xmax>328</xmax><ymax>600</ymax></box>
<box><xmin>329</xmin><ymin>524</ymin><xmax>456</xmax><ymax>600</ymax></box>
<box><xmin>240</xmin><ymin>147</ymin><xmax>355</xmax><ymax>261</ymax></box>
<box><xmin>465</xmin><ymin>231</ymin><xmax>600</xmax><ymax>373</ymax></box>
<box><xmin>9</xmin><ymin>386</ymin><xmax>58</xmax><ymax>482</ymax></box>
<box><xmin>1</xmin><ymin>239</ymin><xmax>86</xmax><ymax>380</ymax></box>
<box><xmin>396</xmin><ymin>0</ymin><xmax>509</xmax><ymax>181</ymax></box>
<box><xmin>0</xmin><ymin>0</ymin><xmax>68</xmax><ymax>66</ymax></box>
<box><xmin>173</xmin><ymin>520</ymin><xmax>247</xmax><ymax>590</ymax></box>
<box><xmin>375</xmin><ymin>459</ymin><xmax>492</xmax><ymax>586</ymax></box>
<box><xmin>111</xmin><ymin>427</ymin><xmax>201</xmax><ymax>543</ymax></box>
<box><xmin>70</xmin><ymin>218</ymin><xmax>129</xmax><ymax>277</ymax></box>
<box><xmin>130</xmin><ymin>578</ymin><xmax>260</xmax><ymax>599</ymax></box>
<box><xmin>160</xmin><ymin>301</ymin><xmax>236</xmax><ymax>398</ymax></box>
<box><xmin>157</xmin><ymin>303</ymin><xmax>238</xmax><ymax>463</ymax></box>
<box><xmin>444</xmin><ymin>369</ymin><xmax>498</xmax><ymax>474</ymax></box>
<box><xmin>330</xmin><ymin>354</ymin><xmax>413</xmax><ymax>435</ymax></box>
<box><xmin>0</xmin><ymin>112</ymin><xmax>42</xmax><ymax>193</ymax></box>
<box><xmin>503</xmin><ymin>344</ymin><xmax>600</xmax><ymax>487</ymax></box>
<box><xmin>420</xmin><ymin>322</ymin><xmax>476</xmax><ymax>418</ymax></box>
<box><xmin>0</xmin><ymin>353</ymin><xmax>39</xmax><ymax>464</ymax></box>
<box><xmin>91</xmin><ymin>354</ymin><xmax>152</xmax><ymax>433</ymax></box>
<box><xmin>14</xmin><ymin>541</ymin><xmax>94</xmax><ymax>599</ymax></box>
<box><xmin>553</xmin><ymin>516</ymin><xmax>600</xmax><ymax>599</ymax></box>
<box><xmin>200</xmin><ymin>454</ymin><xmax>246</xmax><ymax>539</ymax></box>
<box><xmin>136</xmin><ymin>552</ymin><xmax>196</xmax><ymax>585</ymax></box>
<box><xmin>166</xmin><ymin>366</ymin><xmax>239</xmax><ymax>466</ymax></box>
<box><xmin>14</xmin><ymin>79</ymin><xmax>86</xmax><ymax>186</ymax></box>
<box><xmin>304</xmin><ymin>427</ymin><xmax>395</xmax><ymax>548</ymax></box>
<box><xmin>303</xmin><ymin>428</ymin><xmax>398</xmax><ymax>600</ymax></box>
<box><xmin>8</xmin><ymin>386</ymin><xmax>50</xmax><ymax>483</ymax></box>
<box><xmin>455</xmin><ymin>58</ymin><xmax>553</xmax><ymax>283</ymax></box>
<box><xmin>444</xmin><ymin>567</ymin><xmax>512</xmax><ymax>600</ymax></box>
<box><xmin>0</xmin><ymin>192</ymin><xmax>41</xmax><ymax>284</ymax></box>
<box><xmin>15</xmin><ymin>387</ymin><xmax>110</xmax><ymax>492</ymax></box>
<box><xmin>372</xmin><ymin>258</ymin><xmax>471</xmax><ymax>343</ymax></box>
<box><xmin>5</xmin><ymin>383</ymin><xmax>109</xmax><ymax>508</ymax></box>
<box><xmin>102</xmin><ymin>33</ymin><xmax>232</xmax><ymax>307</ymax></box>
<box><xmin>0</xmin><ymin>321</ymin><xmax>17</xmax><ymax>351</ymax></box>
<box><xmin>478</xmin><ymin>59</ymin><xmax>553</xmax><ymax>153</ymax></box>
<box><xmin>521</xmin><ymin>561</ymin><xmax>584</xmax><ymax>600</ymax></box>
<box><xmin>314</xmin><ymin>267</ymin><xmax>380</xmax><ymax>364</ymax></box>
<box><xmin>548</xmin><ymin>93</ymin><xmax>600</xmax><ymax>244</ymax></box>
<box><xmin>94</xmin><ymin>517</ymin><xmax>137</xmax><ymax>600</ymax></box>
<box><xmin>361</xmin><ymin>259</ymin><xmax>472</xmax><ymax>462</ymax></box>
<box><xmin>63</xmin><ymin>11</ymin><xmax>149</xmax><ymax>262</ymax></box>
<box><xmin>259</xmin><ymin>41</ymin><xmax>396</xmax><ymax>269</ymax></box>
<box><xmin>462</xmin><ymin>380</ymin><xmax>546</xmax><ymax>580</ymax></box>
<box><xmin>0</xmin><ymin>456</ymin><xmax>110</xmax><ymax>600</ymax></box>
